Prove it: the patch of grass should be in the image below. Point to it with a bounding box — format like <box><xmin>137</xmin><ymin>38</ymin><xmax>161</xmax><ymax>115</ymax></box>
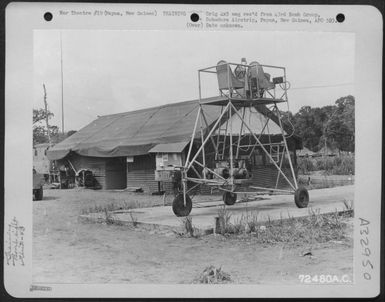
<box><xmin>179</xmin><ymin>216</ymin><xmax>200</xmax><ymax>238</ymax></box>
<box><xmin>193</xmin><ymin>265</ymin><xmax>232</xmax><ymax>284</ymax></box>
<box><xmin>245</xmin><ymin>212</ymin><xmax>259</xmax><ymax>233</ymax></box>
<box><xmin>230</xmin><ymin>216</ymin><xmax>246</xmax><ymax>234</ymax></box>
<box><xmin>129</xmin><ymin>212</ymin><xmax>138</xmax><ymax>227</ymax></box>
<box><xmin>217</xmin><ymin>207</ymin><xmax>353</xmax><ymax>246</ymax></box>
<box><xmin>265</xmin><ymin>211</ymin><xmax>352</xmax><ymax>245</ymax></box>
<box><xmin>80</xmin><ymin>200</ymin><xmax>136</xmax><ymax>215</ymax></box>
<box><xmin>104</xmin><ymin>208</ymin><xmax>114</xmax><ymax>225</ymax></box>
<box><xmin>80</xmin><ymin>201</ymin><xmax>139</xmax><ymax>227</ymax></box>
<box><xmin>216</xmin><ymin>206</ymin><xmax>261</xmax><ymax>235</ymax></box>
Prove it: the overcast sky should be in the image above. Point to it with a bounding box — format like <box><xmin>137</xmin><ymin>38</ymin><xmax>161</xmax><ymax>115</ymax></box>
<box><xmin>34</xmin><ymin>30</ymin><xmax>355</xmax><ymax>131</ymax></box>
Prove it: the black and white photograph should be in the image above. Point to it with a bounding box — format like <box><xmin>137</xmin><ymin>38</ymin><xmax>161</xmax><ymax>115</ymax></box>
<box><xmin>4</xmin><ymin>3</ymin><xmax>382</xmax><ymax>298</ymax></box>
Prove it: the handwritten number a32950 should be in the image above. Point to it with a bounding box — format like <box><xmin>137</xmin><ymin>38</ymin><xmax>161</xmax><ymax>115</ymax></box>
<box><xmin>359</xmin><ymin>218</ymin><xmax>373</xmax><ymax>280</ymax></box>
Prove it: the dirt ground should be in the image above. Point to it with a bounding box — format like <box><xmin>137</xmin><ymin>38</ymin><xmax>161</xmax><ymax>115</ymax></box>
<box><xmin>33</xmin><ymin>188</ymin><xmax>353</xmax><ymax>284</ymax></box>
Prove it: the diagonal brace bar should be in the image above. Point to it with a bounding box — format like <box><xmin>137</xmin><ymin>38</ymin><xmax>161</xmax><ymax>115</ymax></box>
<box><xmin>187</xmin><ymin>102</ymin><xmax>231</xmax><ymax>170</ymax></box>
<box><xmin>229</xmin><ymin>102</ymin><xmax>296</xmax><ymax>190</ymax></box>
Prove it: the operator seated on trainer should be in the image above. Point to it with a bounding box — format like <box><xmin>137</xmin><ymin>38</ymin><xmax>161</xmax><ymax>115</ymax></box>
<box><xmin>216</xmin><ymin>59</ymin><xmax>246</xmax><ymax>98</ymax></box>
<box><xmin>216</xmin><ymin>58</ymin><xmax>275</xmax><ymax>99</ymax></box>
<box><xmin>233</xmin><ymin>59</ymin><xmax>275</xmax><ymax>98</ymax></box>
<box><xmin>248</xmin><ymin>61</ymin><xmax>275</xmax><ymax>98</ymax></box>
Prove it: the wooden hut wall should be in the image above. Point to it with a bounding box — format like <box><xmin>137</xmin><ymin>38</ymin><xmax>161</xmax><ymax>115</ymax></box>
<box><xmin>127</xmin><ymin>154</ymin><xmax>167</xmax><ymax>193</ymax></box>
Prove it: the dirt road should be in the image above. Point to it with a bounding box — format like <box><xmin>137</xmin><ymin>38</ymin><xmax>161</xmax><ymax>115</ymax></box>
<box><xmin>33</xmin><ymin>188</ymin><xmax>353</xmax><ymax>284</ymax></box>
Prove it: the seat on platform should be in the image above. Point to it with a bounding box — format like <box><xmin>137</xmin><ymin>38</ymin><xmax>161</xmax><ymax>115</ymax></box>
<box><xmin>216</xmin><ymin>60</ymin><xmax>245</xmax><ymax>97</ymax></box>
<box><xmin>249</xmin><ymin>61</ymin><xmax>275</xmax><ymax>97</ymax></box>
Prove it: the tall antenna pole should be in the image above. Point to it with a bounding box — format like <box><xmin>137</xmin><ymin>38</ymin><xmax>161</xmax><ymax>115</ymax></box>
<box><xmin>43</xmin><ymin>84</ymin><xmax>51</xmax><ymax>145</ymax></box>
<box><xmin>60</xmin><ymin>31</ymin><xmax>64</xmax><ymax>135</ymax></box>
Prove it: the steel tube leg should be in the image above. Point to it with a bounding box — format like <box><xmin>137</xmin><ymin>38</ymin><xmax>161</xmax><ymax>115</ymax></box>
<box><xmin>275</xmin><ymin>105</ymin><xmax>298</xmax><ymax>189</ymax></box>
<box><xmin>182</xmin><ymin>174</ymin><xmax>187</xmax><ymax>207</ymax></box>
<box><xmin>229</xmin><ymin>102</ymin><xmax>234</xmax><ymax>188</ymax></box>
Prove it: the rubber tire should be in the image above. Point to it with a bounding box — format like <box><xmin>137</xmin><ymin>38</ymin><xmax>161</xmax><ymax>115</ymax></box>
<box><xmin>294</xmin><ymin>187</ymin><xmax>309</xmax><ymax>208</ymax></box>
<box><xmin>223</xmin><ymin>192</ymin><xmax>237</xmax><ymax>206</ymax></box>
<box><xmin>172</xmin><ymin>193</ymin><xmax>192</xmax><ymax>217</ymax></box>
<box><xmin>34</xmin><ymin>187</ymin><xmax>43</xmax><ymax>201</ymax></box>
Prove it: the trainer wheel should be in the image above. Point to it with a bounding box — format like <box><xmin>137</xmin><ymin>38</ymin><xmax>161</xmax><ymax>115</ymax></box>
<box><xmin>294</xmin><ymin>187</ymin><xmax>309</xmax><ymax>208</ymax></box>
<box><xmin>172</xmin><ymin>193</ymin><xmax>192</xmax><ymax>217</ymax></box>
<box><xmin>223</xmin><ymin>191</ymin><xmax>237</xmax><ymax>206</ymax></box>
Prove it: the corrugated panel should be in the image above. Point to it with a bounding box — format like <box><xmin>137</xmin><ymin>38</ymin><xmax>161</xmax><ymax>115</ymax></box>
<box><xmin>126</xmin><ymin>169</ymin><xmax>157</xmax><ymax>193</ymax></box>
<box><xmin>126</xmin><ymin>155</ymin><xmax>156</xmax><ymax>192</ymax></box>
<box><xmin>251</xmin><ymin>165</ymin><xmax>294</xmax><ymax>189</ymax></box>
<box><xmin>130</xmin><ymin>154</ymin><xmax>156</xmax><ymax>170</ymax></box>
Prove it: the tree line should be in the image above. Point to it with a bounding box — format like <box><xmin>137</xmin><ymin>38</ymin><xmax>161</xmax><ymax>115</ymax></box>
<box><xmin>282</xmin><ymin>95</ymin><xmax>355</xmax><ymax>152</ymax></box>
<box><xmin>33</xmin><ymin>108</ymin><xmax>76</xmax><ymax>145</ymax></box>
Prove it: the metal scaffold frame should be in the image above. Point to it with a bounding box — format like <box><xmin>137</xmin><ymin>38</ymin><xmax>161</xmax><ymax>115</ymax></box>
<box><xmin>171</xmin><ymin>60</ymin><xmax>309</xmax><ymax>217</ymax></box>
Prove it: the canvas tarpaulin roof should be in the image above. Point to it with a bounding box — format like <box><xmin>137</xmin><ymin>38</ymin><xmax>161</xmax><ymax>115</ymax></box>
<box><xmin>148</xmin><ymin>141</ymin><xmax>190</xmax><ymax>153</ymax></box>
<box><xmin>47</xmin><ymin>97</ymin><xmax>300</xmax><ymax>160</ymax></box>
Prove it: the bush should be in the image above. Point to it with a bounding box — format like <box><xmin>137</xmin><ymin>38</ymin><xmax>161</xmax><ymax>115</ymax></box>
<box><xmin>315</xmin><ymin>157</ymin><xmax>335</xmax><ymax>171</ymax></box>
<box><xmin>299</xmin><ymin>155</ymin><xmax>355</xmax><ymax>175</ymax></box>
<box><xmin>333</xmin><ymin>156</ymin><xmax>342</xmax><ymax>166</ymax></box>
<box><xmin>193</xmin><ymin>265</ymin><xmax>232</xmax><ymax>284</ymax></box>
<box><xmin>297</xmin><ymin>157</ymin><xmax>315</xmax><ymax>174</ymax></box>
<box><xmin>332</xmin><ymin>156</ymin><xmax>354</xmax><ymax>175</ymax></box>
